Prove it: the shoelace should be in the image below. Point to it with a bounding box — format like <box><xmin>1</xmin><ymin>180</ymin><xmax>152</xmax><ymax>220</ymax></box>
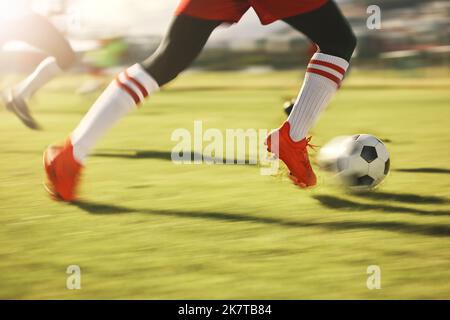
<box><xmin>297</xmin><ymin>136</ymin><xmax>319</xmax><ymax>169</ymax></box>
<box><xmin>305</xmin><ymin>136</ymin><xmax>318</xmax><ymax>151</ymax></box>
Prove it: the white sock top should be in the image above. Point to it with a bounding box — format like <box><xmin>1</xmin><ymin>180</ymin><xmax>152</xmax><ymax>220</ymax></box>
<box><xmin>312</xmin><ymin>53</ymin><xmax>349</xmax><ymax>71</ymax></box>
<box><xmin>126</xmin><ymin>64</ymin><xmax>160</xmax><ymax>94</ymax></box>
<box><xmin>116</xmin><ymin>64</ymin><xmax>160</xmax><ymax>106</ymax></box>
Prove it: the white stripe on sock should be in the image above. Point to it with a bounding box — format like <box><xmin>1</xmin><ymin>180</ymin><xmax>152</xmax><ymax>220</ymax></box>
<box><xmin>312</xmin><ymin>53</ymin><xmax>349</xmax><ymax>71</ymax></box>
<box><xmin>117</xmin><ymin>72</ymin><xmax>145</xmax><ymax>103</ymax></box>
<box><xmin>306</xmin><ymin>63</ymin><xmax>345</xmax><ymax>81</ymax></box>
<box><xmin>287</xmin><ymin>53</ymin><xmax>349</xmax><ymax>142</ymax></box>
<box><xmin>127</xmin><ymin>64</ymin><xmax>160</xmax><ymax>94</ymax></box>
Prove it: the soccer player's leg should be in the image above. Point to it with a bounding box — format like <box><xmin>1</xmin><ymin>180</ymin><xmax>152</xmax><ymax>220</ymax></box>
<box><xmin>44</xmin><ymin>15</ymin><xmax>222</xmax><ymax>201</ymax></box>
<box><xmin>141</xmin><ymin>15</ymin><xmax>222</xmax><ymax>87</ymax></box>
<box><xmin>266</xmin><ymin>0</ymin><xmax>357</xmax><ymax>187</ymax></box>
<box><xmin>2</xmin><ymin>13</ymin><xmax>76</xmax><ymax>129</ymax></box>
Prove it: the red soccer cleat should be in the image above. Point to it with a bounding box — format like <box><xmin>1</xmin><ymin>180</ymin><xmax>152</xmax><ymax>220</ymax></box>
<box><xmin>43</xmin><ymin>140</ymin><xmax>83</xmax><ymax>202</ymax></box>
<box><xmin>266</xmin><ymin>122</ymin><xmax>317</xmax><ymax>188</ymax></box>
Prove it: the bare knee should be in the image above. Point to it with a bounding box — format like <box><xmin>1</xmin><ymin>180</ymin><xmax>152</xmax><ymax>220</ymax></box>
<box><xmin>25</xmin><ymin>13</ymin><xmax>77</xmax><ymax>70</ymax></box>
<box><xmin>55</xmin><ymin>48</ymin><xmax>77</xmax><ymax>71</ymax></box>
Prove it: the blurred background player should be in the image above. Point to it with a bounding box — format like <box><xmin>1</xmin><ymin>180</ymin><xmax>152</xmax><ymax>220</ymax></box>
<box><xmin>0</xmin><ymin>0</ymin><xmax>76</xmax><ymax>129</ymax></box>
<box><xmin>76</xmin><ymin>37</ymin><xmax>129</xmax><ymax>95</ymax></box>
<box><xmin>43</xmin><ymin>0</ymin><xmax>356</xmax><ymax>201</ymax></box>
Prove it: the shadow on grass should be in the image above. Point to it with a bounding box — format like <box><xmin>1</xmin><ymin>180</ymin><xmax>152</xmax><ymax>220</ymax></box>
<box><xmin>395</xmin><ymin>167</ymin><xmax>450</xmax><ymax>174</ymax></box>
<box><xmin>166</xmin><ymin>86</ymin><xmax>291</xmax><ymax>92</ymax></box>
<box><xmin>72</xmin><ymin>200</ymin><xmax>450</xmax><ymax>238</ymax></box>
<box><xmin>353</xmin><ymin>191</ymin><xmax>449</xmax><ymax>205</ymax></box>
<box><xmin>94</xmin><ymin>150</ymin><xmax>173</xmax><ymax>161</ymax></box>
<box><xmin>314</xmin><ymin>195</ymin><xmax>450</xmax><ymax>217</ymax></box>
<box><xmin>162</xmin><ymin>84</ymin><xmax>450</xmax><ymax>92</ymax></box>
<box><xmin>93</xmin><ymin>150</ymin><xmax>258</xmax><ymax>165</ymax></box>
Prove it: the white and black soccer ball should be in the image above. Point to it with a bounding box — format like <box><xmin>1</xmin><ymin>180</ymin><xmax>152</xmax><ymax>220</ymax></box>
<box><xmin>317</xmin><ymin>134</ymin><xmax>390</xmax><ymax>190</ymax></box>
<box><xmin>335</xmin><ymin>134</ymin><xmax>390</xmax><ymax>190</ymax></box>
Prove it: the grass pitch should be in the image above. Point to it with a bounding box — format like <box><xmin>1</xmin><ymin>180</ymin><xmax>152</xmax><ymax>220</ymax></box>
<box><xmin>0</xmin><ymin>69</ymin><xmax>449</xmax><ymax>299</ymax></box>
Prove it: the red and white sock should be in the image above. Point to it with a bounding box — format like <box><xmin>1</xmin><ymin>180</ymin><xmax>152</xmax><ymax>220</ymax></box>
<box><xmin>287</xmin><ymin>52</ymin><xmax>349</xmax><ymax>142</ymax></box>
<box><xmin>71</xmin><ymin>64</ymin><xmax>159</xmax><ymax>164</ymax></box>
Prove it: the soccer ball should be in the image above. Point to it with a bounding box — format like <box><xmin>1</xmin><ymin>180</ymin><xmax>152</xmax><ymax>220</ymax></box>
<box><xmin>318</xmin><ymin>134</ymin><xmax>390</xmax><ymax>190</ymax></box>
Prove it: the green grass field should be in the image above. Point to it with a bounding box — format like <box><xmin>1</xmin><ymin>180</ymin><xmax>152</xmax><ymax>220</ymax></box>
<box><xmin>0</xmin><ymin>70</ymin><xmax>449</xmax><ymax>299</ymax></box>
